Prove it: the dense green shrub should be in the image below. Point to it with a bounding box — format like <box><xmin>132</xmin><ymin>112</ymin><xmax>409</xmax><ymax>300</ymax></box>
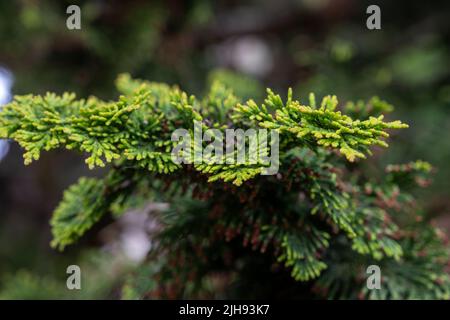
<box><xmin>1</xmin><ymin>74</ymin><xmax>448</xmax><ymax>299</ymax></box>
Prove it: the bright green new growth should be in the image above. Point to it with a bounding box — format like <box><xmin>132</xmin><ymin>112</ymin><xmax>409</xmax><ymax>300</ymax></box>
<box><xmin>233</xmin><ymin>90</ymin><xmax>407</xmax><ymax>162</ymax></box>
<box><xmin>1</xmin><ymin>73</ymin><xmax>448</xmax><ymax>299</ymax></box>
<box><xmin>0</xmin><ymin>73</ymin><xmax>407</xmax><ymax>175</ymax></box>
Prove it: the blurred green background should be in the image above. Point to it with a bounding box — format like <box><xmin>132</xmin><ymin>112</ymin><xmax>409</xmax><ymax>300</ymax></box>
<box><xmin>0</xmin><ymin>0</ymin><xmax>449</xmax><ymax>298</ymax></box>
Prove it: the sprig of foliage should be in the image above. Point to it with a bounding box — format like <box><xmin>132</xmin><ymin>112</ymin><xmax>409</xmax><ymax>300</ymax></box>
<box><xmin>232</xmin><ymin>90</ymin><xmax>408</xmax><ymax>161</ymax></box>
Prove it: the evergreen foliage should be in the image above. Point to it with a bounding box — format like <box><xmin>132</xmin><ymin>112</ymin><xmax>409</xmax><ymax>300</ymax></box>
<box><xmin>0</xmin><ymin>73</ymin><xmax>448</xmax><ymax>299</ymax></box>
